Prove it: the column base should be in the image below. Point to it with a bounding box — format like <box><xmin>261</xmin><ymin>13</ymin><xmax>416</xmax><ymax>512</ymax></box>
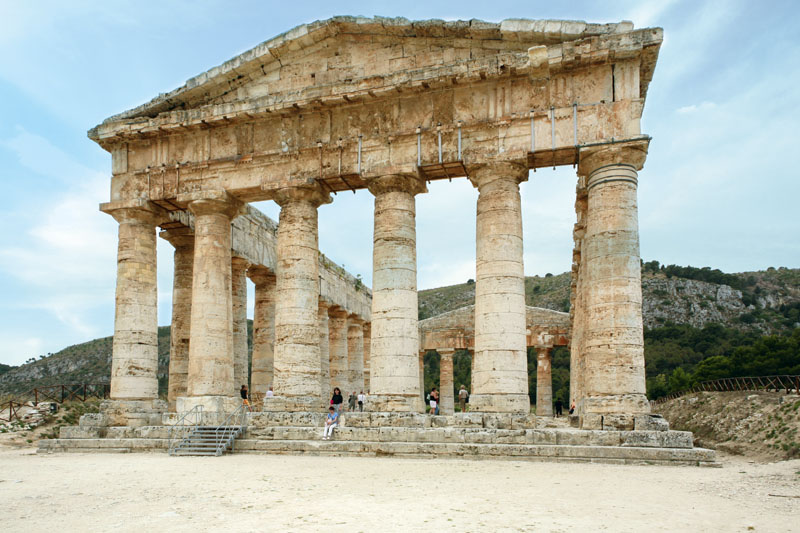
<box><xmin>369</xmin><ymin>394</ymin><xmax>424</xmax><ymax>413</ymax></box>
<box><xmin>89</xmin><ymin>399</ymin><xmax>167</xmax><ymax>428</ymax></box>
<box><xmin>468</xmin><ymin>394</ymin><xmax>530</xmax><ymax>414</ymax></box>
<box><xmin>580</xmin><ymin>394</ymin><xmax>651</xmax><ymax>430</ymax></box>
<box><xmin>262</xmin><ymin>396</ymin><xmax>323</xmax><ymax>412</ymax></box>
<box><xmin>176</xmin><ymin>396</ymin><xmax>241</xmax><ymax>425</ymax></box>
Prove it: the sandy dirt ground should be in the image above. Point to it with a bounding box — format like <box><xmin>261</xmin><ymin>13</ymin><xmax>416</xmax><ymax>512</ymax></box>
<box><xmin>0</xmin><ymin>448</ymin><xmax>798</xmax><ymax>532</ymax></box>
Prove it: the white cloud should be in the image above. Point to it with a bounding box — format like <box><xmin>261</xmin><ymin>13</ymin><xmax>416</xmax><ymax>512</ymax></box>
<box><xmin>676</xmin><ymin>101</ymin><xmax>716</xmax><ymax>114</ymax></box>
<box><xmin>1</xmin><ymin>337</ymin><xmax>45</xmax><ymax>367</ymax></box>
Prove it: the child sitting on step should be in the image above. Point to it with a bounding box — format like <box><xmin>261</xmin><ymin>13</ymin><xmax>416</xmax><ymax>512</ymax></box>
<box><xmin>322</xmin><ymin>406</ymin><xmax>339</xmax><ymax>440</ymax></box>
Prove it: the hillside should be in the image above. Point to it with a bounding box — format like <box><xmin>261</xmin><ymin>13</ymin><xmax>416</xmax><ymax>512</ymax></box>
<box><xmin>1</xmin><ymin>265</ymin><xmax>798</xmax><ymax>399</ymax></box>
<box><xmin>655</xmin><ymin>391</ymin><xmax>800</xmax><ymax>461</ymax></box>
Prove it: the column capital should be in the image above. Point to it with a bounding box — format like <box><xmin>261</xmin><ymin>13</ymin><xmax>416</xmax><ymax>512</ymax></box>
<box><xmin>328</xmin><ymin>306</ymin><xmax>349</xmax><ymax>319</ymax></box>
<box><xmin>365</xmin><ymin>173</ymin><xmax>427</xmax><ymax>197</ymax></box>
<box><xmin>273</xmin><ymin>184</ymin><xmax>331</xmax><ymax>208</ymax></box>
<box><xmin>231</xmin><ymin>256</ymin><xmax>251</xmax><ymax>270</ymax></box>
<box><xmin>318</xmin><ymin>299</ymin><xmax>331</xmax><ymax>312</ymax></box>
<box><xmin>178</xmin><ymin>189</ymin><xmax>245</xmax><ymax>219</ymax></box>
<box><xmin>466</xmin><ymin>160</ymin><xmax>528</xmax><ymax>189</ymax></box>
<box><xmin>160</xmin><ymin>227</ymin><xmax>194</xmax><ymax>249</ymax></box>
<box><xmin>437</xmin><ymin>348</ymin><xmax>456</xmax><ymax>357</ymax></box>
<box><xmin>347</xmin><ymin>315</ymin><xmax>366</xmax><ymax>328</ymax></box>
<box><xmin>247</xmin><ymin>265</ymin><xmax>275</xmax><ymax>287</ymax></box>
<box><xmin>100</xmin><ymin>199</ymin><xmax>168</xmax><ymax>226</ymax></box>
<box><xmin>577</xmin><ymin>138</ymin><xmax>650</xmax><ymax>177</ymax></box>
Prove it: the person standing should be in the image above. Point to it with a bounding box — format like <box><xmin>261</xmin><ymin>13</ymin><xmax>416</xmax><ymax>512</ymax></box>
<box><xmin>429</xmin><ymin>387</ymin><xmax>439</xmax><ymax>415</ymax></box>
<box><xmin>240</xmin><ymin>384</ymin><xmax>252</xmax><ymax>412</ymax></box>
<box><xmin>357</xmin><ymin>391</ymin><xmax>366</xmax><ymax>412</ymax></box>
<box><xmin>458</xmin><ymin>385</ymin><xmax>468</xmax><ymax>413</ymax></box>
<box><xmin>331</xmin><ymin>387</ymin><xmax>343</xmax><ymax>413</ymax></box>
<box><xmin>348</xmin><ymin>391</ymin><xmax>357</xmax><ymax>412</ymax></box>
<box><xmin>266</xmin><ymin>386</ymin><xmax>274</xmax><ymax>398</ymax></box>
<box><xmin>554</xmin><ymin>399</ymin><xmax>563</xmax><ymax>417</ymax></box>
<box><xmin>569</xmin><ymin>400</ymin><xmax>576</xmax><ymax>415</ymax></box>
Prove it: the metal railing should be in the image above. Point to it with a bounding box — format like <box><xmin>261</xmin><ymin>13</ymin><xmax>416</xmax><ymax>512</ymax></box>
<box><xmin>213</xmin><ymin>403</ymin><xmax>248</xmax><ymax>456</ymax></box>
<box><xmin>167</xmin><ymin>405</ymin><xmax>204</xmax><ymax>455</ymax></box>
<box><xmin>0</xmin><ymin>383</ymin><xmax>110</xmax><ymax>423</ymax></box>
<box><xmin>653</xmin><ymin>375</ymin><xmax>800</xmax><ymax>404</ymax></box>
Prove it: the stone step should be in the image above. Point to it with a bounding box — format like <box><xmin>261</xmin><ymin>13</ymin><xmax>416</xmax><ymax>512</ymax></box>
<box><xmin>38</xmin><ymin>437</ymin><xmax>718</xmax><ymax>466</ymax></box>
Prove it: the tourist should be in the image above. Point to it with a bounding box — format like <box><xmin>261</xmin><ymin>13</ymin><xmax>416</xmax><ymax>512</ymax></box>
<box><xmin>322</xmin><ymin>406</ymin><xmax>339</xmax><ymax>440</ymax></box>
<box><xmin>569</xmin><ymin>400</ymin><xmax>576</xmax><ymax>415</ymax></box>
<box><xmin>554</xmin><ymin>399</ymin><xmax>563</xmax><ymax>417</ymax></box>
<box><xmin>331</xmin><ymin>387</ymin><xmax>343</xmax><ymax>413</ymax></box>
<box><xmin>266</xmin><ymin>386</ymin><xmax>274</xmax><ymax>398</ymax></box>
<box><xmin>458</xmin><ymin>385</ymin><xmax>468</xmax><ymax>413</ymax></box>
<box><xmin>429</xmin><ymin>387</ymin><xmax>439</xmax><ymax>415</ymax></box>
<box><xmin>240</xmin><ymin>385</ymin><xmax>252</xmax><ymax>412</ymax></box>
<box><xmin>357</xmin><ymin>390</ymin><xmax>366</xmax><ymax>412</ymax></box>
<box><xmin>348</xmin><ymin>391</ymin><xmax>357</xmax><ymax>411</ymax></box>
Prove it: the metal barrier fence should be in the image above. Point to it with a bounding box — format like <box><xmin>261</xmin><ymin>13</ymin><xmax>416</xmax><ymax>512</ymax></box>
<box><xmin>653</xmin><ymin>375</ymin><xmax>800</xmax><ymax>404</ymax></box>
<box><xmin>0</xmin><ymin>383</ymin><xmax>110</xmax><ymax>423</ymax></box>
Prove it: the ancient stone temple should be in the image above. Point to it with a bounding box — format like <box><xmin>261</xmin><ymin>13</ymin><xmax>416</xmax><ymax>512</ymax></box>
<box><xmin>42</xmin><ymin>17</ymin><xmax>716</xmax><ymax>465</ymax></box>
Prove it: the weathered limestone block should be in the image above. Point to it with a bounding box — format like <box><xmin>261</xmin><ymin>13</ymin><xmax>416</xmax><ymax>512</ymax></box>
<box><xmin>272</xmin><ymin>186</ymin><xmax>330</xmax><ymax>408</ymax></box>
<box><xmin>635</xmin><ymin>414</ymin><xmax>670</xmax><ymax>432</ymax></box>
<box><xmin>536</xmin><ymin>347</ymin><xmax>553</xmax><ymax>417</ymax></box>
<box><xmin>160</xmin><ymin>228</ymin><xmax>194</xmax><ymax>409</ymax></box>
<box><xmin>79</xmin><ymin>413</ymin><xmax>109</xmax><ymax>427</ymax></box>
<box><xmin>438</xmin><ymin>349</ymin><xmax>455</xmax><ymax>415</ymax></box>
<box><xmin>328</xmin><ymin>307</ymin><xmax>349</xmax><ymax>392</ymax></box>
<box><xmin>418</xmin><ymin>350</ymin><xmax>426</xmax><ymax>412</ymax></box>
<box><xmin>468</xmin><ymin>162</ymin><xmax>530</xmax><ymax>413</ymax></box>
<box><xmin>526</xmin><ymin>429</ymin><xmax>558</xmax><ymax>445</ymax></box>
<box><xmin>248</xmin><ymin>265</ymin><xmax>276</xmax><ymax>395</ymax></box>
<box><xmin>179</xmin><ymin>190</ymin><xmax>244</xmax><ymax>398</ymax></box>
<box><xmin>97</xmin><ymin>399</ymin><xmax>167</xmax><ymax>427</ymax></box>
<box><xmin>577</xmin><ymin>140</ymin><xmax>651</xmax><ymax>426</ymax></box>
<box><xmin>59</xmin><ymin>426</ymin><xmax>105</xmax><ymax>439</ymax></box>
<box><xmin>318</xmin><ymin>300</ymin><xmax>332</xmax><ymax>402</ymax></box>
<box><xmin>367</xmin><ymin>174</ymin><xmax>426</xmax><ymax>412</ymax></box>
<box><xmin>101</xmin><ymin>200</ymin><xmax>165</xmax><ymax>401</ymax></box>
<box><xmin>231</xmin><ymin>256</ymin><xmax>251</xmax><ymax>394</ymax></box>
<box><xmin>347</xmin><ymin>317</ymin><xmax>366</xmax><ymax>393</ymax></box>
<box><xmin>363</xmin><ymin>323</ymin><xmax>371</xmax><ymax>392</ymax></box>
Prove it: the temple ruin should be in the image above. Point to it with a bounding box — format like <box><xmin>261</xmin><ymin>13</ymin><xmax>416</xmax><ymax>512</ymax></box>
<box><xmin>41</xmin><ymin>17</ymin><xmax>717</xmax><ymax>465</ymax></box>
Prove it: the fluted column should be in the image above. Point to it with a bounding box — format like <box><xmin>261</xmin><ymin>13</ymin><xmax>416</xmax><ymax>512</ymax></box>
<box><xmin>418</xmin><ymin>350</ymin><xmax>426</xmax><ymax>411</ymax></box>
<box><xmin>569</xmin><ymin>188</ymin><xmax>588</xmax><ymax>416</ymax></box>
<box><xmin>247</xmin><ymin>265</ymin><xmax>275</xmax><ymax>396</ymax></box>
<box><xmin>179</xmin><ymin>190</ymin><xmax>243</xmax><ymax>405</ymax></box>
<box><xmin>362</xmin><ymin>323</ymin><xmax>371</xmax><ymax>392</ymax></box>
<box><xmin>468</xmin><ymin>161</ymin><xmax>529</xmax><ymax>413</ymax></box>
<box><xmin>438</xmin><ymin>349</ymin><xmax>455</xmax><ymax>415</ymax></box>
<box><xmin>536</xmin><ymin>347</ymin><xmax>553</xmax><ymax>417</ymax></box>
<box><xmin>577</xmin><ymin>139</ymin><xmax>650</xmax><ymax>430</ymax></box>
<box><xmin>318</xmin><ymin>300</ymin><xmax>332</xmax><ymax>402</ymax></box>
<box><xmin>367</xmin><ymin>174</ymin><xmax>426</xmax><ymax>412</ymax></box>
<box><xmin>328</xmin><ymin>308</ymin><xmax>349</xmax><ymax>392</ymax></box>
<box><xmin>347</xmin><ymin>317</ymin><xmax>365</xmax><ymax>393</ymax></box>
<box><xmin>101</xmin><ymin>200</ymin><xmax>163</xmax><ymax>401</ymax></box>
<box><xmin>231</xmin><ymin>256</ymin><xmax>250</xmax><ymax>394</ymax></box>
<box><xmin>270</xmin><ymin>186</ymin><xmax>331</xmax><ymax>409</ymax></box>
<box><xmin>161</xmin><ymin>228</ymin><xmax>194</xmax><ymax>409</ymax></box>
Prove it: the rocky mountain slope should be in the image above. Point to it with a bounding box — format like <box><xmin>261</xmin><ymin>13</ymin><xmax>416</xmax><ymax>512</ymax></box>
<box><xmin>1</xmin><ymin>266</ymin><xmax>798</xmax><ymax>397</ymax></box>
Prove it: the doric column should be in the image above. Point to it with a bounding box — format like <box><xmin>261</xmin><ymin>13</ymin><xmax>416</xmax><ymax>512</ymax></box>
<box><xmin>438</xmin><ymin>349</ymin><xmax>455</xmax><ymax>415</ymax></box>
<box><xmin>328</xmin><ymin>308</ymin><xmax>349</xmax><ymax>392</ymax></box>
<box><xmin>569</xmin><ymin>188</ymin><xmax>588</xmax><ymax>416</ymax></box>
<box><xmin>468</xmin><ymin>161</ymin><xmax>529</xmax><ymax>413</ymax></box>
<box><xmin>247</xmin><ymin>265</ymin><xmax>275</xmax><ymax>396</ymax></box>
<box><xmin>270</xmin><ymin>186</ymin><xmax>331</xmax><ymax>409</ymax></box>
<box><xmin>318</xmin><ymin>300</ymin><xmax>332</xmax><ymax>402</ymax></box>
<box><xmin>418</xmin><ymin>350</ymin><xmax>426</xmax><ymax>411</ymax></box>
<box><xmin>160</xmin><ymin>227</ymin><xmax>194</xmax><ymax>409</ymax></box>
<box><xmin>102</xmin><ymin>200</ymin><xmax>163</xmax><ymax>401</ymax></box>
<box><xmin>536</xmin><ymin>347</ymin><xmax>553</xmax><ymax>417</ymax></box>
<box><xmin>577</xmin><ymin>139</ymin><xmax>651</xmax><ymax>430</ymax></box>
<box><xmin>231</xmin><ymin>256</ymin><xmax>250</xmax><ymax>394</ymax></box>
<box><xmin>362</xmin><ymin>323</ymin><xmax>371</xmax><ymax>392</ymax></box>
<box><xmin>347</xmin><ymin>317</ymin><xmax>365</xmax><ymax>393</ymax></box>
<box><xmin>178</xmin><ymin>190</ymin><xmax>243</xmax><ymax>406</ymax></box>
<box><xmin>367</xmin><ymin>174</ymin><xmax>427</xmax><ymax>412</ymax></box>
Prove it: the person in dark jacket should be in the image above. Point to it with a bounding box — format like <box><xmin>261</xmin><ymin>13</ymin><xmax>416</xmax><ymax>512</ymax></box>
<box><xmin>331</xmin><ymin>387</ymin><xmax>344</xmax><ymax>413</ymax></box>
<box><xmin>240</xmin><ymin>385</ymin><xmax>252</xmax><ymax>412</ymax></box>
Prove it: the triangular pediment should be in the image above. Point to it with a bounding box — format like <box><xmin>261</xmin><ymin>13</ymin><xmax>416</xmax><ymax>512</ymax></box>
<box><xmin>98</xmin><ymin>16</ymin><xmax>649</xmax><ymax>127</ymax></box>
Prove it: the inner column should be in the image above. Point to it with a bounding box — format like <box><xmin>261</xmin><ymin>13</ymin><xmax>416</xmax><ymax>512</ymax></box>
<box><xmin>247</xmin><ymin>265</ymin><xmax>275</xmax><ymax>396</ymax></box>
<box><xmin>231</xmin><ymin>256</ymin><xmax>250</xmax><ymax>394</ymax></box>
<box><xmin>160</xmin><ymin>227</ymin><xmax>194</xmax><ymax>410</ymax></box>
<box><xmin>438</xmin><ymin>349</ymin><xmax>455</xmax><ymax>415</ymax></box>
<box><xmin>366</xmin><ymin>174</ymin><xmax>426</xmax><ymax>412</ymax></box>
<box><xmin>318</xmin><ymin>300</ymin><xmax>332</xmax><ymax>403</ymax></box>
<box><xmin>180</xmin><ymin>190</ymin><xmax>243</xmax><ymax>413</ymax></box>
<box><xmin>468</xmin><ymin>161</ymin><xmax>530</xmax><ymax>413</ymax></box>
<box><xmin>577</xmin><ymin>140</ymin><xmax>651</xmax><ymax>430</ymax></box>
<box><xmin>328</xmin><ymin>308</ymin><xmax>349</xmax><ymax>393</ymax></box>
<box><xmin>347</xmin><ymin>317</ymin><xmax>365</xmax><ymax>394</ymax></box>
<box><xmin>536</xmin><ymin>347</ymin><xmax>553</xmax><ymax>417</ymax></box>
<box><xmin>269</xmin><ymin>186</ymin><xmax>330</xmax><ymax>410</ymax></box>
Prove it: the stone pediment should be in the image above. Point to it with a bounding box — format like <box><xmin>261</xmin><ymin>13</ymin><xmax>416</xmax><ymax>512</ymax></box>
<box><xmin>90</xmin><ymin>16</ymin><xmax>661</xmax><ymax>141</ymax></box>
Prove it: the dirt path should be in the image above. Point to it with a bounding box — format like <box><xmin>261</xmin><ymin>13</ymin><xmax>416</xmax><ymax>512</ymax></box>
<box><xmin>0</xmin><ymin>448</ymin><xmax>797</xmax><ymax>532</ymax></box>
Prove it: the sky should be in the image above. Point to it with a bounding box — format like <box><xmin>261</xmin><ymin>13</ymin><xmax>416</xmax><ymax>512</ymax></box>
<box><xmin>1</xmin><ymin>0</ymin><xmax>798</xmax><ymax>367</ymax></box>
